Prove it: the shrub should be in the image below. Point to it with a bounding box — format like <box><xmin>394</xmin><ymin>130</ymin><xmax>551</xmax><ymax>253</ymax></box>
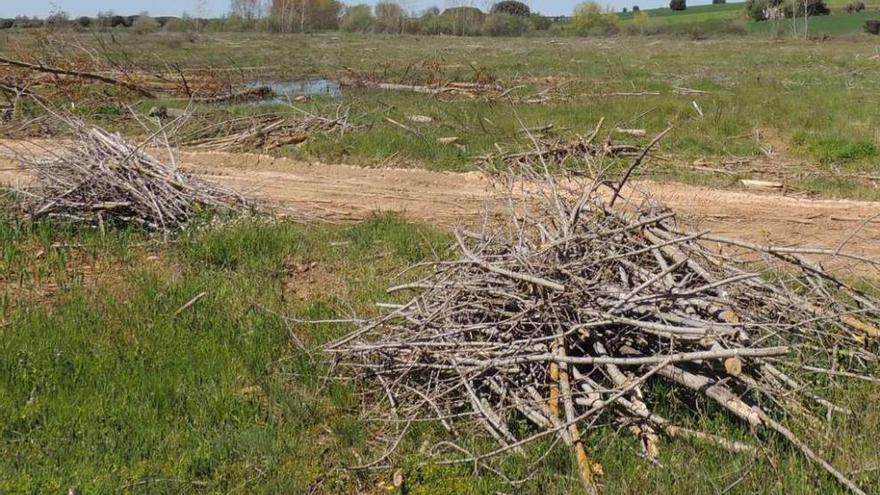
<box><xmin>548</xmin><ymin>22</ymin><xmax>566</xmax><ymax>34</ymax></box>
<box><xmin>404</xmin><ymin>17</ymin><xmax>422</xmax><ymax>34</ymax></box>
<box><xmin>132</xmin><ymin>15</ymin><xmax>160</xmax><ymax>34</ymax></box>
<box><xmin>441</xmin><ymin>6</ymin><xmax>485</xmax><ymax>19</ymax></box>
<box><xmin>110</xmin><ymin>15</ymin><xmax>129</xmax><ymax>28</ymax></box>
<box><xmin>201</xmin><ymin>18</ymin><xmax>226</xmax><ymax>32</ymax></box>
<box><xmin>632</xmin><ymin>11</ymin><xmax>651</xmax><ymax>33</ymax></box>
<box><xmin>633</xmin><ymin>5</ymin><xmax>640</xmax><ymax>11</ymax></box>
<box><xmin>490</xmin><ymin>1</ymin><xmax>531</xmax><ymax>16</ymax></box>
<box><xmin>747</xmin><ymin>0</ymin><xmax>827</xmax><ymax>19</ymax></box>
<box><xmin>441</xmin><ymin>7</ymin><xmax>485</xmax><ymax>35</ymax></box>
<box><xmin>164</xmin><ymin>17</ymin><xmax>193</xmax><ymax>32</ymax></box>
<box><xmin>844</xmin><ymin>1</ymin><xmax>865</xmax><ymax>12</ymax></box>
<box><xmin>221</xmin><ymin>14</ymin><xmax>249</xmax><ymax>31</ymax></box>
<box><xmin>745</xmin><ymin>0</ymin><xmax>784</xmax><ymax>21</ymax></box>
<box><xmin>745</xmin><ymin>0</ymin><xmax>763</xmax><ymax>20</ymax></box>
<box><xmin>867</xmin><ymin>20</ymin><xmax>880</xmax><ymax>34</ymax></box>
<box><xmin>341</xmin><ymin>4</ymin><xmax>374</xmax><ymax>32</ymax></box>
<box><xmin>530</xmin><ymin>14</ymin><xmax>553</xmax><ymax>30</ymax></box>
<box><xmin>482</xmin><ymin>13</ymin><xmax>533</xmax><ymax>36</ymax></box>
<box><xmin>670</xmin><ymin>0</ymin><xmax>687</xmax><ymax>11</ymax></box>
<box><xmin>95</xmin><ymin>11</ymin><xmax>110</xmax><ymax>28</ymax></box>
<box><xmin>784</xmin><ymin>0</ymin><xmax>830</xmax><ymax>17</ymax></box>
<box><xmin>572</xmin><ymin>1</ymin><xmax>620</xmax><ymax>35</ymax></box>
<box><xmin>0</xmin><ymin>19</ymin><xmax>13</xmax><ymax>29</ymax></box>
<box><xmin>46</xmin><ymin>10</ymin><xmax>69</xmax><ymax>27</ymax></box>
<box><xmin>713</xmin><ymin>0</ymin><xmax>727</xmax><ymax>4</ymax></box>
<box><xmin>310</xmin><ymin>0</ymin><xmax>344</xmax><ymax>30</ymax></box>
<box><xmin>266</xmin><ymin>0</ymin><xmax>342</xmax><ymax>32</ymax></box>
<box><xmin>418</xmin><ymin>14</ymin><xmax>450</xmax><ymax>34</ymax></box>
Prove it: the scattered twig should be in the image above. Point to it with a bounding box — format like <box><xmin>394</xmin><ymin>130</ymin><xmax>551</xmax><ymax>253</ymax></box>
<box><xmin>174</xmin><ymin>291</ymin><xmax>208</xmax><ymax>316</ymax></box>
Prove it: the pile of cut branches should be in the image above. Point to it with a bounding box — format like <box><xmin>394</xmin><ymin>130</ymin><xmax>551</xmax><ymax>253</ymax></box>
<box><xmin>341</xmin><ymin>71</ymin><xmax>565</xmax><ymax>104</ymax></box>
<box><xmin>181</xmin><ymin>106</ymin><xmax>356</xmax><ymax>152</ymax></box>
<box><xmin>479</xmin><ymin>124</ymin><xmax>642</xmax><ymax>171</ymax></box>
<box><xmin>5</xmin><ymin>116</ymin><xmax>248</xmax><ymax>233</ymax></box>
<box><xmin>329</xmin><ymin>131</ymin><xmax>879</xmax><ymax>494</ymax></box>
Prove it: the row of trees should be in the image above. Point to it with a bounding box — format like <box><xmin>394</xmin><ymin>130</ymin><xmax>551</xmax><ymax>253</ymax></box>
<box><xmin>664</xmin><ymin>0</ymin><xmax>831</xmax><ymax>21</ymax></box>
<box><xmin>744</xmin><ymin>0</ymin><xmax>830</xmax><ymax>20</ymax></box>
<box><xmin>336</xmin><ymin>3</ymin><xmax>545</xmax><ymax>35</ymax></box>
<box><xmin>227</xmin><ymin>0</ymin><xmax>543</xmax><ymax>34</ymax></box>
<box><xmin>0</xmin><ymin>5</ymin><xmax>736</xmax><ymax>39</ymax></box>
<box><xmin>0</xmin><ymin>13</ymin><xmax>200</xmax><ymax>32</ymax></box>
<box><xmin>1</xmin><ymin>0</ymin><xmax>840</xmax><ymax>37</ymax></box>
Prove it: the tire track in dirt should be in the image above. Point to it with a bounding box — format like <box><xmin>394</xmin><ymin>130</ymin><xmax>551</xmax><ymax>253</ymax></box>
<box><xmin>176</xmin><ymin>150</ymin><xmax>880</xmax><ymax>264</ymax></box>
<box><xmin>3</xmin><ymin>145</ymin><xmax>880</xmax><ymax>266</ymax></box>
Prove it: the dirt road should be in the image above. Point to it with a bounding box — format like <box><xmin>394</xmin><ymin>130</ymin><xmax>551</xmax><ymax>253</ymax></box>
<box><xmin>3</xmin><ymin>146</ymin><xmax>880</xmax><ymax>263</ymax></box>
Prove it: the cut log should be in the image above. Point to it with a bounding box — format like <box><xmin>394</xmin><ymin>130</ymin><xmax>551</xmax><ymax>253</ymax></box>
<box><xmin>740</xmin><ymin>179</ymin><xmax>783</xmax><ymax>190</ymax></box>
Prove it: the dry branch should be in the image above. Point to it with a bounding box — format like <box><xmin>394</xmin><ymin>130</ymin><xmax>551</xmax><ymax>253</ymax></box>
<box><xmin>0</xmin><ymin>55</ymin><xmax>156</xmax><ymax>98</ymax></box>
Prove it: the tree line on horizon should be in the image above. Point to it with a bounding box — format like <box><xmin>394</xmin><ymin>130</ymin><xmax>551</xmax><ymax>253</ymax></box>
<box><xmin>1</xmin><ymin>0</ymin><xmax>848</xmax><ymax>37</ymax></box>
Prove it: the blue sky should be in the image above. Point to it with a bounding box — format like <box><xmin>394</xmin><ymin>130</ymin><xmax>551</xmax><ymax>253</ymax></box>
<box><xmin>0</xmin><ymin>0</ymin><xmax>691</xmax><ymax>18</ymax></box>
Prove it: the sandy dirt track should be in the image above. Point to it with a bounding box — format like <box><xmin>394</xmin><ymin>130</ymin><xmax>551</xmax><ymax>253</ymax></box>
<box><xmin>2</xmin><ymin>146</ymin><xmax>880</xmax><ymax>264</ymax></box>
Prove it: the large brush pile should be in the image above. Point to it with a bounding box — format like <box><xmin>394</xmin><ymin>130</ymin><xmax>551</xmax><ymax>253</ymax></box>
<box><xmin>6</xmin><ymin>118</ymin><xmax>247</xmax><ymax>233</ymax></box>
<box><xmin>328</xmin><ymin>159</ymin><xmax>879</xmax><ymax>493</ymax></box>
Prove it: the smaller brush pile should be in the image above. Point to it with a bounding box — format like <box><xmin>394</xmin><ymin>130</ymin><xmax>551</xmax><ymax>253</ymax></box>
<box><xmin>329</xmin><ymin>134</ymin><xmax>879</xmax><ymax>494</ymax></box>
<box><xmin>7</xmin><ymin>117</ymin><xmax>247</xmax><ymax>233</ymax></box>
<box><xmin>182</xmin><ymin>106</ymin><xmax>356</xmax><ymax>152</ymax></box>
<box><xmin>479</xmin><ymin>123</ymin><xmax>641</xmax><ymax>170</ymax></box>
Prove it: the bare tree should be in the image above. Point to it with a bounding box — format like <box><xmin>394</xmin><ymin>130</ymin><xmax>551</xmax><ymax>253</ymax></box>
<box><xmin>193</xmin><ymin>0</ymin><xmax>209</xmax><ymax>32</ymax></box>
<box><xmin>230</xmin><ymin>0</ymin><xmax>266</xmax><ymax>19</ymax></box>
<box><xmin>194</xmin><ymin>0</ymin><xmax>209</xmax><ymax>17</ymax></box>
<box><xmin>270</xmin><ymin>0</ymin><xmax>342</xmax><ymax>32</ymax></box>
<box><xmin>803</xmin><ymin>0</ymin><xmax>809</xmax><ymax>39</ymax></box>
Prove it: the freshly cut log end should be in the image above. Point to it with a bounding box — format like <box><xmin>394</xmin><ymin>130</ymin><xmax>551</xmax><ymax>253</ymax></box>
<box><xmin>740</xmin><ymin>179</ymin><xmax>783</xmax><ymax>190</ymax></box>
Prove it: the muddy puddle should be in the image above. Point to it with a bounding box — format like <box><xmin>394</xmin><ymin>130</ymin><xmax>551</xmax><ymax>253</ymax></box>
<box><xmin>246</xmin><ymin>79</ymin><xmax>341</xmax><ymax>103</ymax></box>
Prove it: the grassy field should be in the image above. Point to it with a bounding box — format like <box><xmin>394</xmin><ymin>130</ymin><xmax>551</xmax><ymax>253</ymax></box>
<box><xmin>750</xmin><ymin>10</ymin><xmax>880</xmax><ymax>34</ymax></box>
<box><xmin>46</xmin><ymin>31</ymin><xmax>879</xmax><ymax>201</ymax></box>
<box><xmin>2</xmin><ymin>208</ymin><xmax>879</xmax><ymax>494</ymax></box>
<box><xmin>617</xmin><ymin>3</ymin><xmax>747</xmax><ymax>24</ymax></box>
<box><xmin>616</xmin><ymin>1</ymin><xmax>880</xmax><ymax>32</ymax></box>
<box><xmin>2</xmin><ymin>20</ymin><xmax>880</xmax><ymax>495</ymax></box>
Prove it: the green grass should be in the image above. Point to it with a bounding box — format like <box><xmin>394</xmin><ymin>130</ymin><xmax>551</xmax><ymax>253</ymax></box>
<box><xmin>0</xmin><ymin>212</ymin><xmax>447</xmax><ymax>493</ymax></box>
<box><xmin>751</xmin><ymin>10</ymin><xmax>880</xmax><ymax>34</ymax></box>
<box><xmin>827</xmin><ymin>0</ymin><xmax>880</xmax><ymax>8</ymax></box>
<box><xmin>616</xmin><ymin>1</ymin><xmax>880</xmax><ymax>32</ymax></box>
<box><xmin>618</xmin><ymin>2</ymin><xmax>747</xmax><ymax>24</ymax></box>
<box><xmin>1</xmin><ymin>209</ymin><xmax>879</xmax><ymax>493</ymax></box>
<box><xmin>793</xmin><ymin>133</ymin><xmax>878</xmax><ymax>164</ymax></box>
